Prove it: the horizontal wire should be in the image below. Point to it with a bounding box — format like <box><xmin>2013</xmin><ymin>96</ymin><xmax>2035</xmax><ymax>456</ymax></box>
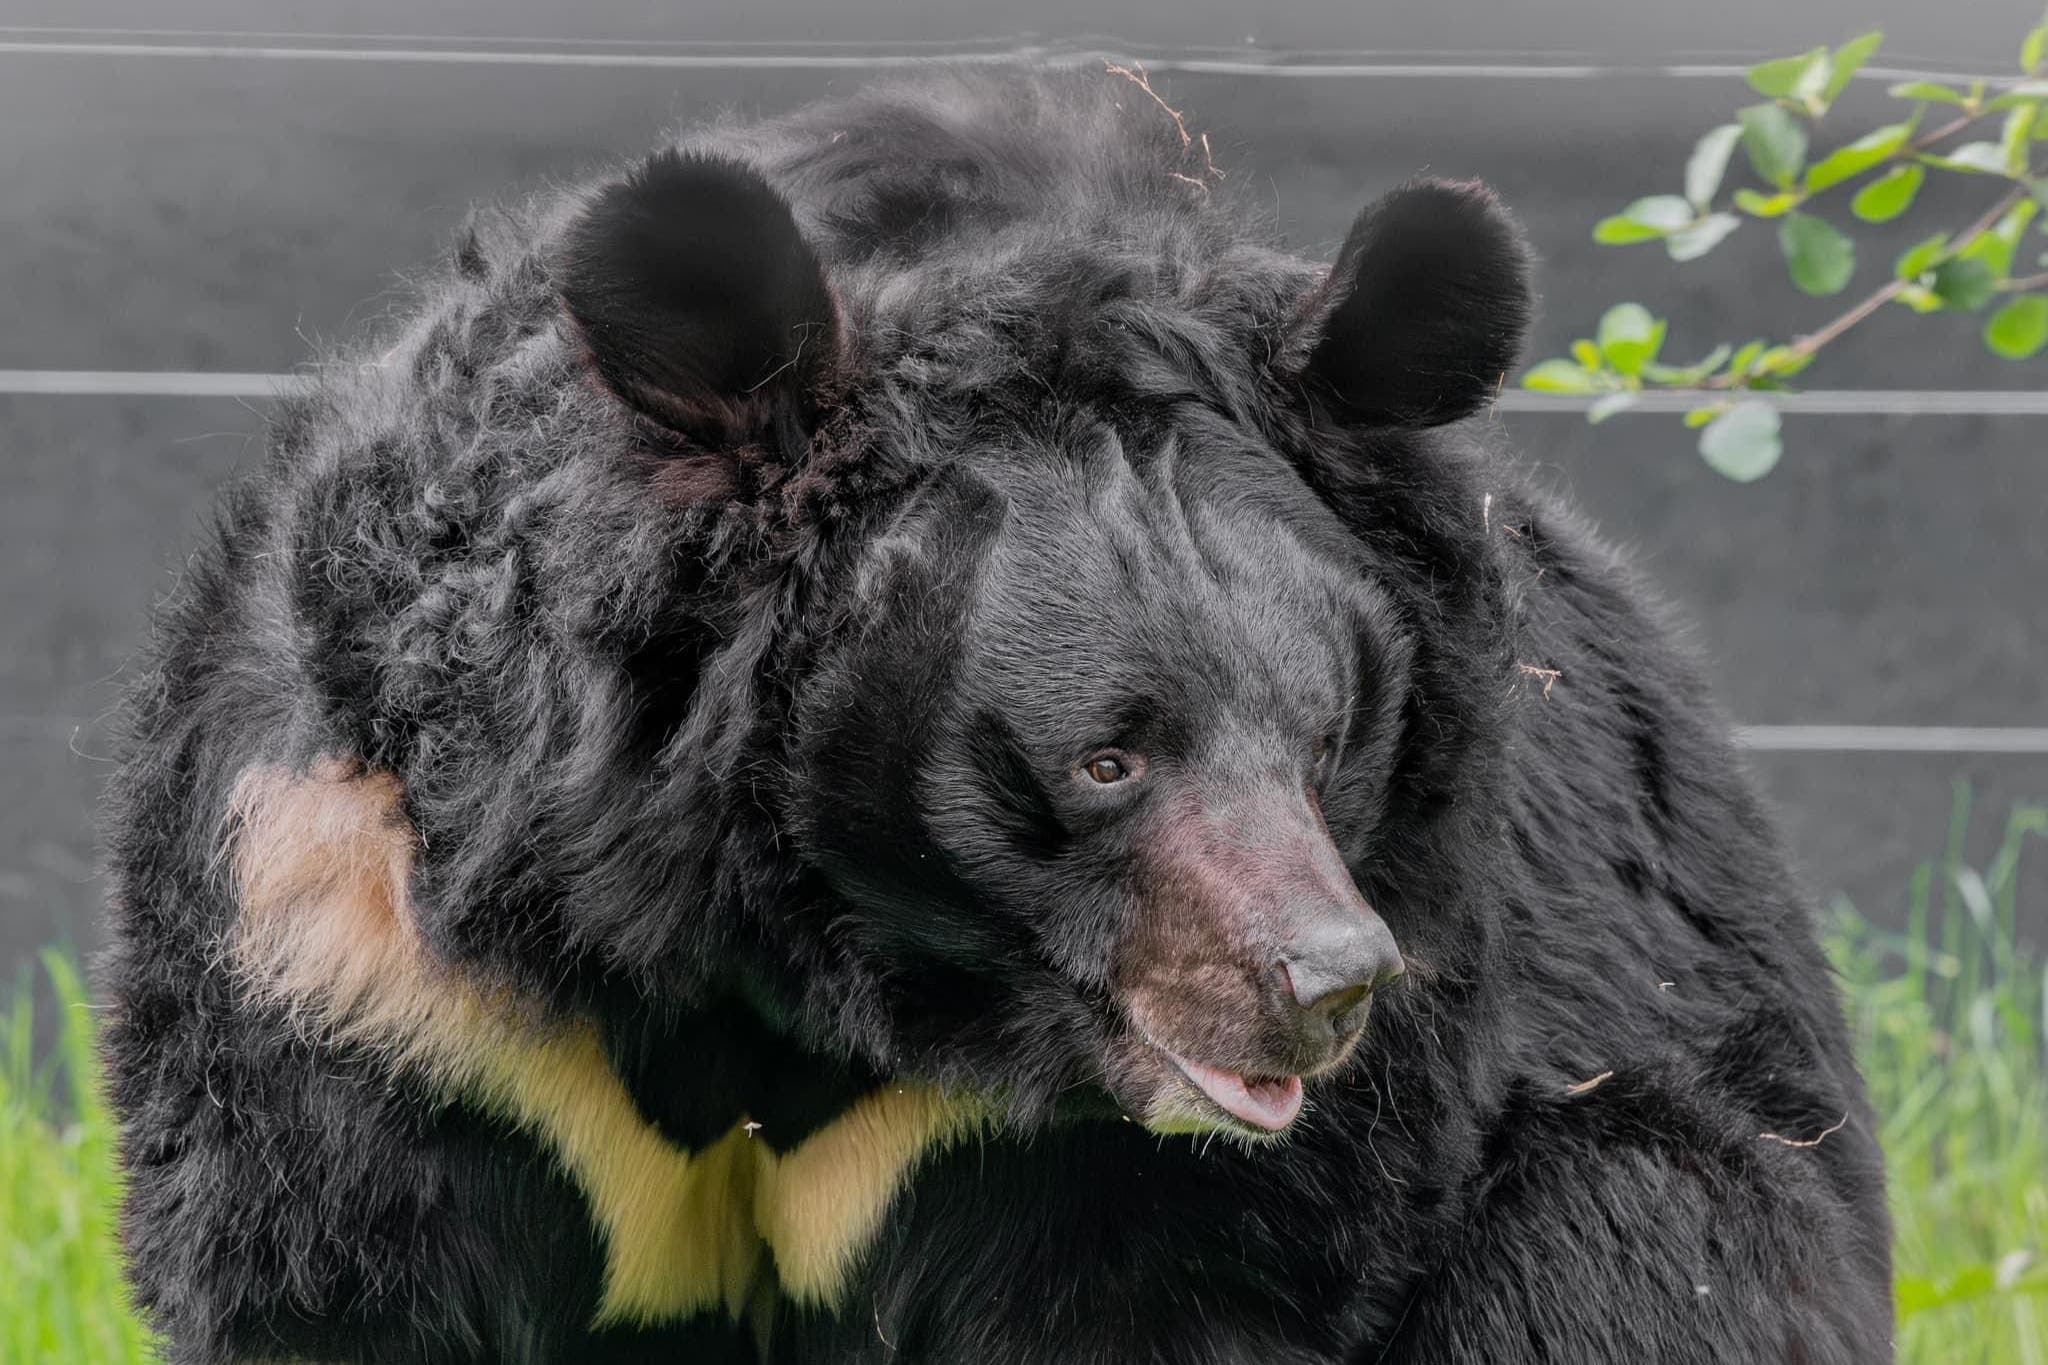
<box><xmin>0</xmin><ymin>371</ymin><xmax>307</xmax><ymax>397</ymax></box>
<box><xmin>6</xmin><ymin>714</ymin><xmax>2043</xmax><ymax>753</ymax></box>
<box><xmin>1497</xmin><ymin>390</ymin><xmax>2048</xmax><ymax>417</ymax></box>
<box><xmin>6</xmin><ymin>370</ymin><xmax>2048</xmax><ymax>416</ymax></box>
<box><xmin>1736</xmin><ymin>726</ymin><xmax>2048</xmax><ymax>754</ymax></box>
<box><xmin>0</xmin><ymin>35</ymin><xmax>2000</xmax><ymax>84</ymax></box>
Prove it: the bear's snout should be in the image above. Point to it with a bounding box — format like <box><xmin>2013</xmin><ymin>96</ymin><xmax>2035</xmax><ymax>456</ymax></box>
<box><xmin>1111</xmin><ymin>781</ymin><xmax>1403</xmax><ymax>1132</ymax></box>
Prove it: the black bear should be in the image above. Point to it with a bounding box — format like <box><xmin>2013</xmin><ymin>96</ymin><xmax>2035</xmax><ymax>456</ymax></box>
<box><xmin>101</xmin><ymin>67</ymin><xmax>1892</xmax><ymax>1364</ymax></box>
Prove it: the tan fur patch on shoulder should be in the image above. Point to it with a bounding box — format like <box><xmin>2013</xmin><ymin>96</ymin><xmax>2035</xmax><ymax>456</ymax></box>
<box><xmin>229</xmin><ymin>758</ymin><xmax>423</xmax><ymax>1034</ymax></box>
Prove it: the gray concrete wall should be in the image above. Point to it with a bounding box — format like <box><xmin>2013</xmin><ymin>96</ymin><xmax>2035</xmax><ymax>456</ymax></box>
<box><xmin>3</xmin><ymin>2</ymin><xmax>2043</xmax><ymax>981</ymax></box>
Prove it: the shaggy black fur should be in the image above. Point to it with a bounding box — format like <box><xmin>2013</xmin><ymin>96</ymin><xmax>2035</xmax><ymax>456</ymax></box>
<box><xmin>101</xmin><ymin>67</ymin><xmax>1891</xmax><ymax>1364</ymax></box>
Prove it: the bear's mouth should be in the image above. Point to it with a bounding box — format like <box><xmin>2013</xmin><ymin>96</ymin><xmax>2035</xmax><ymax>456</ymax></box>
<box><xmin>1159</xmin><ymin>1050</ymin><xmax>1305</xmax><ymax>1133</ymax></box>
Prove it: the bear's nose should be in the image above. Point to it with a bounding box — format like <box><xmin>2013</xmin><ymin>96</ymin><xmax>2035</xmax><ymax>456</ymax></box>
<box><xmin>1280</xmin><ymin>905</ymin><xmax>1405</xmax><ymax>1034</ymax></box>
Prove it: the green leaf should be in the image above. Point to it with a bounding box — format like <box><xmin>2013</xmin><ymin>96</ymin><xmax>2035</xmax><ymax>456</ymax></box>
<box><xmin>1727</xmin><ymin>340</ymin><xmax>1769</xmax><ymax>377</ymax></box>
<box><xmin>1592</xmin><ymin>216</ymin><xmax>1666</xmax><ymax>245</ymax></box>
<box><xmin>1595</xmin><ymin>304</ymin><xmax>1658</xmax><ymax>349</ymax></box>
<box><xmin>1698</xmin><ymin>401</ymin><xmax>1783</xmax><ymax>481</ymax></box>
<box><xmin>1596</xmin><ymin>303</ymin><xmax>1667</xmax><ymax>377</ymax></box>
<box><xmin>1824</xmin><ymin>32</ymin><xmax>1884</xmax><ymax>102</ymax></box>
<box><xmin>1734</xmin><ymin>188</ymin><xmax>1803</xmax><ymax>218</ymax></box>
<box><xmin>1890</xmin><ymin>80</ymin><xmax>1966</xmax><ymax>105</ymax></box>
<box><xmin>1642</xmin><ymin>343</ymin><xmax>1733</xmax><ymax>386</ymax></box>
<box><xmin>2000</xmin><ymin>104</ymin><xmax>2039</xmax><ymax>173</ymax></box>
<box><xmin>1779</xmin><ymin>212</ymin><xmax>1857</xmax><ymax>295</ymax></box>
<box><xmin>1690</xmin><ymin>343</ymin><xmax>1737</xmax><ymax>378</ymax></box>
<box><xmin>1755</xmin><ymin>346</ymin><xmax>1816</xmax><ymax>378</ymax></box>
<box><xmin>1749</xmin><ymin>48</ymin><xmax>1828</xmax><ymax>100</ymax></box>
<box><xmin>1667</xmin><ymin>212</ymin><xmax>1743</xmax><ymax>261</ymax></box>
<box><xmin>2023</xmin><ymin>18</ymin><xmax>2048</xmax><ymax>73</ymax></box>
<box><xmin>1922</xmin><ymin>142</ymin><xmax>2014</xmax><ymax>174</ymax></box>
<box><xmin>1571</xmin><ymin>339</ymin><xmax>1604</xmax><ymax>370</ymax></box>
<box><xmin>1791</xmin><ymin>52</ymin><xmax>1836</xmax><ymax>113</ymax></box>
<box><xmin>1621</xmin><ymin>196</ymin><xmax>1697</xmax><ymax>229</ymax></box>
<box><xmin>1958</xmin><ymin>234</ymin><xmax>2013</xmax><ymax>280</ymax></box>
<box><xmin>1985</xmin><ymin>295</ymin><xmax>2048</xmax><ymax>357</ymax></box>
<box><xmin>2006</xmin><ymin>195</ymin><xmax>2040</xmax><ymax>237</ymax></box>
<box><xmin>1740</xmin><ymin>103</ymin><xmax>1810</xmax><ymax>188</ymax></box>
<box><xmin>1930</xmin><ymin>258</ymin><xmax>1997</xmax><ymax>310</ymax></box>
<box><xmin>1522</xmin><ymin>359</ymin><xmax>1605</xmax><ymax>394</ymax></box>
<box><xmin>1593</xmin><ymin>194</ymin><xmax>1697</xmax><ymax>244</ymax></box>
<box><xmin>1685</xmin><ymin>124</ymin><xmax>1745</xmax><ymax>208</ymax></box>
<box><xmin>1851</xmin><ymin>163</ymin><xmax>1924</xmax><ymax>221</ymax></box>
<box><xmin>1986</xmin><ymin>83</ymin><xmax>2048</xmax><ymax>110</ymax></box>
<box><xmin>1958</xmin><ymin>200</ymin><xmax>2040</xmax><ymax>279</ymax></box>
<box><xmin>1805</xmin><ymin>122</ymin><xmax>1915</xmax><ymax>193</ymax></box>
<box><xmin>1682</xmin><ymin>405</ymin><xmax>1724</xmax><ymax>429</ymax></box>
<box><xmin>1587</xmin><ymin>392</ymin><xmax>1639</xmax><ymax>423</ymax></box>
<box><xmin>1895</xmin><ymin>232</ymin><xmax>1951</xmax><ymax>280</ymax></box>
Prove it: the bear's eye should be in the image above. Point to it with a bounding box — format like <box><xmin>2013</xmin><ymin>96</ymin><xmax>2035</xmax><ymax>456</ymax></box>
<box><xmin>1083</xmin><ymin>755</ymin><xmax>1132</xmax><ymax>784</ymax></box>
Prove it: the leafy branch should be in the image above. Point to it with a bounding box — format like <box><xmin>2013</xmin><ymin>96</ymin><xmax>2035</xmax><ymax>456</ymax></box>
<box><xmin>1524</xmin><ymin>11</ymin><xmax>2048</xmax><ymax>480</ymax></box>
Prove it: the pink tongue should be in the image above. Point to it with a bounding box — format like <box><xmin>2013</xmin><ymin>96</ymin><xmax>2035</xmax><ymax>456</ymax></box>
<box><xmin>1171</xmin><ymin>1055</ymin><xmax>1305</xmax><ymax>1131</ymax></box>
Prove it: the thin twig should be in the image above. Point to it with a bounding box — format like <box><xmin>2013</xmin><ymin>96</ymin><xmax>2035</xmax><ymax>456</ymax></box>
<box><xmin>1785</xmin><ymin>184</ymin><xmax>2023</xmax><ymax>361</ymax></box>
<box><xmin>1517</xmin><ymin>663</ymin><xmax>1562</xmax><ymax>699</ymax></box>
<box><xmin>1564</xmin><ymin>1070</ymin><xmax>1614</xmax><ymax>1097</ymax></box>
<box><xmin>1759</xmin><ymin>1113</ymin><xmax>1850</xmax><ymax>1149</ymax></box>
<box><xmin>1105</xmin><ymin>61</ymin><xmax>1223</xmax><ymax>182</ymax></box>
<box><xmin>1999</xmin><ymin>271</ymin><xmax>2048</xmax><ymax>293</ymax></box>
<box><xmin>1909</xmin><ymin>108</ymin><xmax>1983</xmax><ymax>153</ymax></box>
<box><xmin>1105</xmin><ymin>61</ymin><xmax>1191</xmax><ymax>151</ymax></box>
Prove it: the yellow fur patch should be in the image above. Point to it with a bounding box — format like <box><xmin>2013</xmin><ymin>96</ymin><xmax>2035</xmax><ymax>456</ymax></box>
<box><xmin>226</xmin><ymin>759</ymin><xmax>981</xmax><ymax>1326</ymax></box>
<box><xmin>755</xmin><ymin>1083</ymin><xmax>987</xmax><ymax>1306</ymax></box>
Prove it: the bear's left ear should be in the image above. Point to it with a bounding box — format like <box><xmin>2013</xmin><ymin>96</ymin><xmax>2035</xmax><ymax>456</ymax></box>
<box><xmin>559</xmin><ymin>149</ymin><xmax>838</xmax><ymax>446</ymax></box>
<box><xmin>1298</xmin><ymin>179</ymin><xmax>1532</xmax><ymax>429</ymax></box>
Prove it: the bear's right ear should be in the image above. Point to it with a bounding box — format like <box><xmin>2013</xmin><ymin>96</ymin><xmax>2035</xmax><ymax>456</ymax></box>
<box><xmin>559</xmin><ymin>150</ymin><xmax>837</xmax><ymax>445</ymax></box>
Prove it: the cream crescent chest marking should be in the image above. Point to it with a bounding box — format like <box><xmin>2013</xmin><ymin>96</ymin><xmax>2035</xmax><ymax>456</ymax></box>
<box><xmin>226</xmin><ymin>758</ymin><xmax>986</xmax><ymax>1326</ymax></box>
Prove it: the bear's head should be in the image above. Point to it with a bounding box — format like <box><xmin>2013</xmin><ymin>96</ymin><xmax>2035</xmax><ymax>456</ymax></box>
<box><xmin>558</xmin><ymin>148</ymin><xmax>1531</xmax><ymax>1140</ymax></box>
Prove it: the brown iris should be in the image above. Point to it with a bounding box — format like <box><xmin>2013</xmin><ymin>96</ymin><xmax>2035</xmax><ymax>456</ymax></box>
<box><xmin>1084</xmin><ymin>756</ymin><xmax>1129</xmax><ymax>784</ymax></box>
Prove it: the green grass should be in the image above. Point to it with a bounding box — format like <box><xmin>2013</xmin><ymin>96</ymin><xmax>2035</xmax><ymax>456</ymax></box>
<box><xmin>2</xmin><ymin>797</ymin><xmax>2043</xmax><ymax>1363</ymax></box>
<box><xmin>1831</xmin><ymin>792</ymin><xmax>2048</xmax><ymax>1364</ymax></box>
<box><xmin>1</xmin><ymin>954</ymin><xmax>155</xmax><ymax>1365</ymax></box>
